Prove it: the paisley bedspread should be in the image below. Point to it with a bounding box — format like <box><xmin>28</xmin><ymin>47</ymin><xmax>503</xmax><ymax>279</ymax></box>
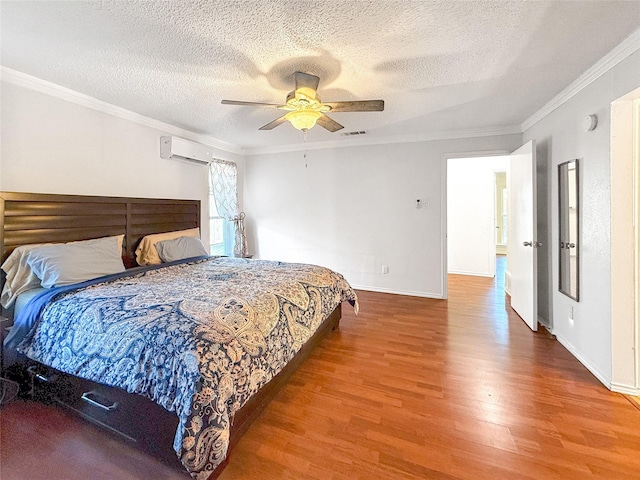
<box><xmin>16</xmin><ymin>257</ymin><xmax>358</xmax><ymax>479</ymax></box>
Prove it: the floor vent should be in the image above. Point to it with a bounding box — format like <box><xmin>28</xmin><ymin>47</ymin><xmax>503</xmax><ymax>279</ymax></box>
<box><xmin>341</xmin><ymin>130</ymin><xmax>367</xmax><ymax>136</ymax></box>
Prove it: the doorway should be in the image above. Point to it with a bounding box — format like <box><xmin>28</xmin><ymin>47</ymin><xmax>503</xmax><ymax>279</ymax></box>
<box><xmin>445</xmin><ymin>142</ymin><xmax>540</xmax><ymax>332</ymax></box>
<box><xmin>446</xmin><ymin>155</ymin><xmax>509</xmax><ymax>280</ymax></box>
<box><xmin>495</xmin><ymin>171</ymin><xmax>508</xmax><ymax>255</ymax></box>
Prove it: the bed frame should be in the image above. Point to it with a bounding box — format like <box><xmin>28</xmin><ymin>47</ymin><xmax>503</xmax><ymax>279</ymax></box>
<box><xmin>0</xmin><ymin>191</ymin><xmax>341</xmax><ymax>479</ymax></box>
<box><xmin>0</xmin><ymin>191</ymin><xmax>201</xmax><ymax>266</ymax></box>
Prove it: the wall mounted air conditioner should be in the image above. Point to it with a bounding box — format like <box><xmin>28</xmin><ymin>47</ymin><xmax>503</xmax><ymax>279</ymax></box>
<box><xmin>160</xmin><ymin>136</ymin><xmax>212</xmax><ymax>165</ymax></box>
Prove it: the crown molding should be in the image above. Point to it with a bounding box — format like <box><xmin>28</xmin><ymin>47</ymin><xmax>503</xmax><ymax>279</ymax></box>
<box><xmin>243</xmin><ymin>124</ymin><xmax>523</xmax><ymax>156</ymax></box>
<box><xmin>14</xmin><ymin>25</ymin><xmax>638</xmax><ymax>161</ymax></box>
<box><xmin>0</xmin><ymin>67</ymin><xmax>244</xmax><ymax>156</ymax></box>
<box><xmin>5</xmin><ymin>26</ymin><xmax>639</xmax><ymax>158</ymax></box>
<box><xmin>521</xmin><ymin>28</ymin><xmax>640</xmax><ymax>132</ymax></box>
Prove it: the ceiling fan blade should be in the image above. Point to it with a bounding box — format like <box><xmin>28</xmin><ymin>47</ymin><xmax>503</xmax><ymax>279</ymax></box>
<box><xmin>294</xmin><ymin>72</ymin><xmax>320</xmax><ymax>98</ymax></box>
<box><xmin>323</xmin><ymin>100</ymin><xmax>384</xmax><ymax>112</ymax></box>
<box><xmin>221</xmin><ymin>100</ymin><xmax>282</xmax><ymax>108</ymax></box>
<box><xmin>259</xmin><ymin>115</ymin><xmax>289</xmax><ymax>130</ymax></box>
<box><xmin>316</xmin><ymin>114</ymin><xmax>344</xmax><ymax>132</ymax></box>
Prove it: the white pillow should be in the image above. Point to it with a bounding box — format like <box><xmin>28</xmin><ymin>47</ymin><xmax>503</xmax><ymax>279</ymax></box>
<box><xmin>26</xmin><ymin>236</ymin><xmax>126</xmax><ymax>288</ymax></box>
<box><xmin>135</xmin><ymin>228</ymin><xmax>200</xmax><ymax>265</ymax></box>
<box><xmin>1</xmin><ymin>243</ymin><xmax>51</xmax><ymax>308</ymax></box>
<box><xmin>1</xmin><ymin>234</ymin><xmax>124</xmax><ymax>308</ymax></box>
<box><xmin>155</xmin><ymin>236</ymin><xmax>209</xmax><ymax>263</ymax></box>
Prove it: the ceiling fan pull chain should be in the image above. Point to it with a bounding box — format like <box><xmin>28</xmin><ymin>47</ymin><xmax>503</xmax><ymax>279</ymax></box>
<box><xmin>303</xmin><ymin>130</ymin><xmax>308</xmax><ymax>168</ymax></box>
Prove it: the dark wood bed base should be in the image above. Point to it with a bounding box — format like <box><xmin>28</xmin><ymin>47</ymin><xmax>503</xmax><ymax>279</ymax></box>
<box><xmin>0</xmin><ymin>191</ymin><xmax>342</xmax><ymax>479</ymax></box>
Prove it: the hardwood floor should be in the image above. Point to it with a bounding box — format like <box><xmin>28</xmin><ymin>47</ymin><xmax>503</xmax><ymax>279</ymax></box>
<box><xmin>2</xmin><ymin>261</ymin><xmax>639</xmax><ymax>479</ymax></box>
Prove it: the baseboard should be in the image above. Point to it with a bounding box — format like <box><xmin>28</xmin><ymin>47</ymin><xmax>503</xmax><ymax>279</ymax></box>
<box><xmin>447</xmin><ymin>270</ymin><xmax>493</xmax><ymax>278</ymax></box>
<box><xmin>611</xmin><ymin>382</ymin><xmax>640</xmax><ymax>396</ymax></box>
<box><xmin>350</xmin><ymin>285</ymin><xmax>444</xmax><ymax>299</ymax></box>
<box><xmin>504</xmin><ymin>270</ymin><xmax>512</xmax><ymax>296</ymax></box>
<box><xmin>538</xmin><ymin>314</ymin><xmax>551</xmax><ymax>330</ymax></box>
<box><xmin>555</xmin><ymin>333</ymin><xmax>612</xmax><ymax>389</ymax></box>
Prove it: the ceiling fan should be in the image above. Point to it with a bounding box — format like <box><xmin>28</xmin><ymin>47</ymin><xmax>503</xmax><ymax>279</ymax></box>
<box><xmin>221</xmin><ymin>72</ymin><xmax>384</xmax><ymax>132</ymax></box>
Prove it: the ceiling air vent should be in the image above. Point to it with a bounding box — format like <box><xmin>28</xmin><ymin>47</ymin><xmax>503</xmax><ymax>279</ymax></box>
<box><xmin>341</xmin><ymin>130</ymin><xmax>367</xmax><ymax>137</ymax></box>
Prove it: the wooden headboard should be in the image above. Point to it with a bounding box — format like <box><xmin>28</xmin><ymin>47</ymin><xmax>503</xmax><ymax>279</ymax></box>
<box><xmin>0</xmin><ymin>192</ymin><xmax>201</xmax><ymax>266</ymax></box>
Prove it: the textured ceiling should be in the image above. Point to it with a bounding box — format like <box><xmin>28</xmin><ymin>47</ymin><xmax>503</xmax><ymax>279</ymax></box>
<box><xmin>2</xmin><ymin>1</ymin><xmax>639</xmax><ymax>152</ymax></box>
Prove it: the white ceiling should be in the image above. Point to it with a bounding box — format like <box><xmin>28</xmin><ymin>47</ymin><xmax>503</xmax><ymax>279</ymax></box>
<box><xmin>2</xmin><ymin>1</ymin><xmax>639</xmax><ymax>152</ymax></box>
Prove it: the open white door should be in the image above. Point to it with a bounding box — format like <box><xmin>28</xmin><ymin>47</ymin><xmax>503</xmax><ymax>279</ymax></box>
<box><xmin>508</xmin><ymin>140</ymin><xmax>538</xmax><ymax>331</ymax></box>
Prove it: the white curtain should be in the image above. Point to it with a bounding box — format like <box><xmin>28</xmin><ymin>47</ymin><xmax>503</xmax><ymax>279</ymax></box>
<box><xmin>209</xmin><ymin>160</ymin><xmax>247</xmax><ymax>257</ymax></box>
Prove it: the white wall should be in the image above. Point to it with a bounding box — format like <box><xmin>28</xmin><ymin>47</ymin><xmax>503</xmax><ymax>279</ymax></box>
<box><xmin>0</xmin><ymin>81</ymin><xmax>245</xmax><ymax>247</ymax></box>
<box><xmin>522</xmin><ymin>50</ymin><xmax>640</xmax><ymax>389</ymax></box>
<box><xmin>244</xmin><ymin>135</ymin><xmax>522</xmax><ymax>297</ymax></box>
<box><xmin>447</xmin><ymin>156</ymin><xmax>508</xmax><ymax>277</ymax></box>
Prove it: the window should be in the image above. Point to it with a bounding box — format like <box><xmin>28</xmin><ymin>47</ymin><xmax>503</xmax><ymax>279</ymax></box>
<box><xmin>208</xmin><ymin>190</ymin><xmax>228</xmax><ymax>256</ymax></box>
<box><xmin>209</xmin><ymin>160</ymin><xmax>240</xmax><ymax>257</ymax></box>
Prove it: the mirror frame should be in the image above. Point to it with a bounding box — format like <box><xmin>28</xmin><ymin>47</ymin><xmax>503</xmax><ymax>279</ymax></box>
<box><xmin>558</xmin><ymin>159</ymin><xmax>579</xmax><ymax>301</ymax></box>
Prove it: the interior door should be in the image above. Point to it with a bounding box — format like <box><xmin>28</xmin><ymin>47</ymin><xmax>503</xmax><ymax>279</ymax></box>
<box><xmin>508</xmin><ymin>140</ymin><xmax>538</xmax><ymax>331</ymax></box>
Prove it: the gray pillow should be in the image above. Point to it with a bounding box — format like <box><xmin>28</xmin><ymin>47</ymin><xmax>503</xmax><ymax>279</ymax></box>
<box><xmin>26</xmin><ymin>236</ymin><xmax>126</xmax><ymax>288</ymax></box>
<box><xmin>154</xmin><ymin>236</ymin><xmax>208</xmax><ymax>262</ymax></box>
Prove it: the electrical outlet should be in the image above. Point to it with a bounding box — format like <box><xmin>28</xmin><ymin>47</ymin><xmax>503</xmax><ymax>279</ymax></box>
<box><xmin>569</xmin><ymin>306</ymin><xmax>574</xmax><ymax>320</ymax></box>
<box><xmin>381</xmin><ymin>265</ymin><xmax>389</xmax><ymax>274</ymax></box>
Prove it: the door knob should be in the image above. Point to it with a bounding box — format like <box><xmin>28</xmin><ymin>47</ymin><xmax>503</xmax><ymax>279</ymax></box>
<box><xmin>523</xmin><ymin>241</ymin><xmax>533</xmax><ymax>247</ymax></box>
<box><xmin>534</xmin><ymin>241</ymin><xmax>543</xmax><ymax>248</ymax></box>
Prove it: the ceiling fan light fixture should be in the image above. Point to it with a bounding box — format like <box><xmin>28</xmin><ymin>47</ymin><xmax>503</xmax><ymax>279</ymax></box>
<box><xmin>222</xmin><ymin>71</ymin><xmax>383</xmax><ymax>132</ymax></box>
<box><xmin>285</xmin><ymin>110</ymin><xmax>322</xmax><ymax>131</ymax></box>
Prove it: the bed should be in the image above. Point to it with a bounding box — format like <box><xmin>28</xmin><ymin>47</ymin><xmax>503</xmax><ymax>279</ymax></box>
<box><xmin>0</xmin><ymin>191</ymin><xmax>357</xmax><ymax>479</ymax></box>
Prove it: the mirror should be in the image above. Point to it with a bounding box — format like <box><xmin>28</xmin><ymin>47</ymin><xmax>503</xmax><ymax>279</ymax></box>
<box><xmin>558</xmin><ymin>159</ymin><xmax>579</xmax><ymax>300</ymax></box>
